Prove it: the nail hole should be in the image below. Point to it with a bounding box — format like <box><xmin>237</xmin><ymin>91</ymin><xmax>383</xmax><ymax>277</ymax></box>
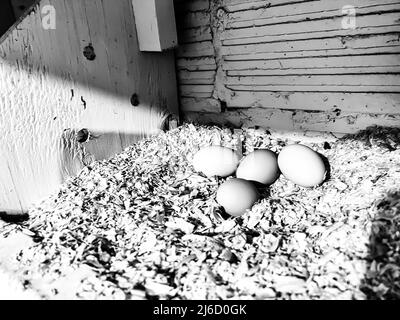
<box><xmin>83</xmin><ymin>44</ymin><xmax>96</xmax><ymax>61</ymax></box>
<box><xmin>76</xmin><ymin>128</ymin><xmax>90</xmax><ymax>143</ymax></box>
<box><xmin>131</xmin><ymin>93</ymin><xmax>140</xmax><ymax>107</ymax></box>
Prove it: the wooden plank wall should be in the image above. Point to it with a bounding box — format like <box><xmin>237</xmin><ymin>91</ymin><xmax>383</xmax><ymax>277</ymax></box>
<box><xmin>0</xmin><ymin>0</ymin><xmax>179</xmax><ymax>213</ymax></box>
<box><xmin>175</xmin><ymin>0</ymin><xmax>400</xmax><ymax>134</ymax></box>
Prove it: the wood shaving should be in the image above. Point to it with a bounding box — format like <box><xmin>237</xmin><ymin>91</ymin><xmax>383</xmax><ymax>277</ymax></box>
<box><xmin>1</xmin><ymin>124</ymin><xmax>400</xmax><ymax>300</ymax></box>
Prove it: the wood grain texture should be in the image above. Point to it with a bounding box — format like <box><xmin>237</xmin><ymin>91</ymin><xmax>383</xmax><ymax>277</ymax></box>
<box><xmin>175</xmin><ymin>0</ymin><xmax>400</xmax><ymax>132</ymax></box>
<box><xmin>0</xmin><ymin>0</ymin><xmax>179</xmax><ymax>212</ymax></box>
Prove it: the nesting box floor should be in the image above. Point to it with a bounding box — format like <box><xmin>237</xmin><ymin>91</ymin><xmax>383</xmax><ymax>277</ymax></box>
<box><xmin>1</xmin><ymin>124</ymin><xmax>400</xmax><ymax>300</ymax></box>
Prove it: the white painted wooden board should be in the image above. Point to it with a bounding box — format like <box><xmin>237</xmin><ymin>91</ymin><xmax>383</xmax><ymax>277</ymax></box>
<box><xmin>175</xmin><ymin>0</ymin><xmax>400</xmax><ymax>133</ymax></box>
<box><xmin>0</xmin><ymin>0</ymin><xmax>179</xmax><ymax>213</ymax></box>
<box><xmin>131</xmin><ymin>0</ymin><xmax>178</xmax><ymax>52</ymax></box>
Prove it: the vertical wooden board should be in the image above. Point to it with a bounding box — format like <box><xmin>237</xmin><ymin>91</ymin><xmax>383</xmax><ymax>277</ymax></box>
<box><xmin>132</xmin><ymin>0</ymin><xmax>178</xmax><ymax>52</ymax></box>
<box><xmin>131</xmin><ymin>0</ymin><xmax>160</xmax><ymax>51</ymax></box>
<box><xmin>0</xmin><ymin>0</ymin><xmax>179</xmax><ymax>212</ymax></box>
<box><xmin>0</xmin><ymin>154</ymin><xmax>23</xmax><ymax>214</ymax></box>
<box><xmin>98</xmin><ymin>0</ymin><xmax>132</xmax><ymax>95</ymax></box>
<box><xmin>180</xmin><ymin>97</ymin><xmax>221</xmax><ymax>112</ymax></box>
<box><xmin>155</xmin><ymin>0</ymin><xmax>178</xmax><ymax>50</ymax></box>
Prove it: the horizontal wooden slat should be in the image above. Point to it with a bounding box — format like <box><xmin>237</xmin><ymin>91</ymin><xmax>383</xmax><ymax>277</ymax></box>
<box><xmin>223</xmin><ymin>0</ymin><xmax>317</xmax><ymax>12</ymax></box>
<box><xmin>178</xmin><ymin>26</ymin><xmax>212</xmax><ymax>43</ymax></box>
<box><xmin>224</xmin><ymin>45</ymin><xmax>400</xmax><ymax>61</ymax></box>
<box><xmin>224</xmin><ymin>28</ymin><xmax>400</xmax><ymax>47</ymax></box>
<box><xmin>179</xmin><ymin>79</ymin><xmax>215</xmax><ymax>85</ymax></box>
<box><xmin>222</xmin><ymin>34</ymin><xmax>400</xmax><ymax>56</ymax></box>
<box><xmin>176</xmin><ymin>57</ymin><xmax>217</xmax><ymax>71</ymax></box>
<box><xmin>227</xmin><ymin>84</ymin><xmax>400</xmax><ymax>92</ymax></box>
<box><xmin>222</xmin><ymin>19</ymin><xmax>400</xmax><ymax>45</ymax></box>
<box><xmin>223</xmin><ymin>13</ymin><xmax>400</xmax><ymax>40</ymax></box>
<box><xmin>227</xmin><ymin>1</ymin><xmax>400</xmax><ymax>29</ymax></box>
<box><xmin>178</xmin><ymin>70</ymin><xmax>216</xmax><ymax>84</ymax></box>
<box><xmin>180</xmin><ymin>85</ymin><xmax>214</xmax><ymax>98</ymax></box>
<box><xmin>176</xmin><ymin>41</ymin><xmax>215</xmax><ymax>58</ymax></box>
<box><xmin>224</xmin><ymin>92</ymin><xmax>400</xmax><ymax>114</ymax></box>
<box><xmin>184</xmin><ymin>108</ymin><xmax>400</xmax><ymax>134</ymax></box>
<box><xmin>180</xmin><ymin>97</ymin><xmax>221</xmax><ymax>112</ymax></box>
<box><xmin>178</xmin><ymin>70</ymin><xmax>216</xmax><ymax>79</ymax></box>
<box><xmin>228</xmin><ymin>0</ymin><xmax>400</xmax><ymax>17</ymax></box>
<box><xmin>176</xmin><ymin>11</ymin><xmax>210</xmax><ymax>29</ymax></box>
<box><xmin>227</xmin><ymin>66</ymin><xmax>400</xmax><ymax>76</ymax></box>
<box><xmin>223</xmin><ymin>54</ymin><xmax>400</xmax><ymax>70</ymax></box>
<box><xmin>226</xmin><ymin>74</ymin><xmax>400</xmax><ymax>86</ymax></box>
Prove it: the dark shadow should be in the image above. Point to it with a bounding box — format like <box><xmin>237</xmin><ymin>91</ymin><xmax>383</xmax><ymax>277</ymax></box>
<box><xmin>0</xmin><ymin>1</ymin><xmax>41</xmax><ymax>44</ymax></box>
<box><xmin>253</xmin><ymin>183</ymin><xmax>272</xmax><ymax>200</ymax></box>
<box><xmin>361</xmin><ymin>190</ymin><xmax>400</xmax><ymax>300</ymax></box>
<box><xmin>318</xmin><ymin>153</ymin><xmax>332</xmax><ymax>183</ymax></box>
<box><xmin>0</xmin><ymin>1</ymin><xmax>16</xmax><ymax>37</ymax></box>
<box><xmin>337</xmin><ymin>126</ymin><xmax>400</xmax><ymax>299</ymax></box>
<box><xmin>0</xmin><ymin>211</ymin><xmax>29</xmax><ymax>223</ymax></box>
<box><xmin>217</xmin><ymin>207</ymin><xmax>234</xmax><ymax>220</ymax></box>
<box><xmin>341</xmin><ymin>126</ymin><xmax>400</xmax><ymax>152</ymax></box>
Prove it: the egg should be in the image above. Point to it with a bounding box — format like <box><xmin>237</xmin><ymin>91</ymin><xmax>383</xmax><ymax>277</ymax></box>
<box><xmin>192</xmin><ymin>146</ymin><xmax>241</xmax><ymax>177</ymax></box>
<box><xmin>216</xmin><ymin>178</ymin><xmax>259</xmax><ymax>217</ymax></box>
<box><xmin>277</xmin><ymin>144</ymin><xmax>326</xmax><ymax>187</ymax></box>
<box><xmin>236</xmin><ymin>149</ymin><xmax>280</xmax><ymax>185</ymax></box>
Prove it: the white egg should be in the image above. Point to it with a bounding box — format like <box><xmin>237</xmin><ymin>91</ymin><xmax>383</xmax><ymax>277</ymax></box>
<box><xmin>216</xmin><ymin>178</ymin><xmax>259</xmax><ymax>217</ymax></box>
<box><xmin>236</xmin><ymin>149</ymin><xmax>280</xmax><ymax>185</ymax></box>
<box><xmin>192</xmin><ymin>146</ymin><xmax>241</xmax><ymax>177</ymax></box>
<box><xmin>278</xmin><ymin>144</ymin><xmax>326</xmax><ymax>188</ymax></box>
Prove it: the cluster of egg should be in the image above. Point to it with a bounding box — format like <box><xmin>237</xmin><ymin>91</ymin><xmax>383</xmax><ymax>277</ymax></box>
<box><xmin>192</xmin><ymin>144</ymin><xmax>327</xmax><ymax>217</ymax></box>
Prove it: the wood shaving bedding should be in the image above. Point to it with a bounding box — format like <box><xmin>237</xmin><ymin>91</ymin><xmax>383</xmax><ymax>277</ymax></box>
<box><xmin>1</xmin><ymin>124</ymin><xmax>400</xmax><ymax>300</ymax></box>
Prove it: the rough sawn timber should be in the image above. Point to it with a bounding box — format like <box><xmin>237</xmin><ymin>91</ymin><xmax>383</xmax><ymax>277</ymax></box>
<box><xmin>0</xmin><ymin>0</ymin><xmax>179</xmax><ymax>213</ymax></box>
<box><xmin>175</xmin><ymin>0</ymin><xmax>400</xmax><ymax>133</ymax></box>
